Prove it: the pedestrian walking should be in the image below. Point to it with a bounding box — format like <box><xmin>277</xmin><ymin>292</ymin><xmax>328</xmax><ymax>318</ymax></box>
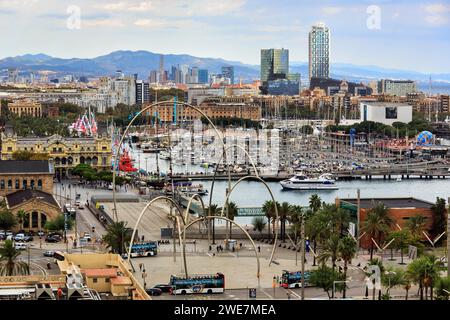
<box><xmin>258</xmin><ymin>246</ymin><xmax>261</xmax><ymax>253</ymax></box>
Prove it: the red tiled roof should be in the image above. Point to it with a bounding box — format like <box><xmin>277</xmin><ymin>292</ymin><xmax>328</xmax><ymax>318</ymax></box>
<box><xmin>81</xmin><ymin>268</ymin><xmax>117</xmax><ymax>278</ymax></box>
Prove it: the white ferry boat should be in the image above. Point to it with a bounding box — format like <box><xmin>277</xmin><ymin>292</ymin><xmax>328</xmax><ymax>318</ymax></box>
<box><xmin>280</xmin><ymin>173</ymin><xmax>338</xmax><ymax>190</ymax></box>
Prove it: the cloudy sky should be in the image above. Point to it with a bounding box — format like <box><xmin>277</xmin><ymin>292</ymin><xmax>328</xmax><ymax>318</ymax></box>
<box><xmin>0</xmin><ymin>0</ymin><xmax>449</xmax><ymax>73</ymax></box>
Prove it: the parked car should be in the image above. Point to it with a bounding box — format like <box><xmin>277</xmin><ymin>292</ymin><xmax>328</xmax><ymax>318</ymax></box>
<box><xmin>23</xmin><ymin>235</ymin><xmax>34</xmax><ymax>242</ymax></box>
<box><xmin>14</xmin><ymin>233</ymin><xmax>26</xmax><ymax>242</ymax></box>
<box><xmin>153</xmin><ymin>284</ymin><xmax>173</xmax><ymax>293</ymax></box>
<box><xmin>145</xmin><ymin>288</ymin><xmax>162</xmax><ymax>296</ymax></box>
<box><xmin>45</xmin><ymin>235</ymin><xmax>61</xmax><ymax>243</ymax></box>
<box><xmin>15</xmin><ymin>243</ymin><xmax>27</xmax><ymax>250</ymax></box>
<box><xmin>37</xmin><ymin>230</ymin><xmax>45</xmax><ymax>237</ymax></box>
<box><xmin>83</xmin><ymin>233</ymin><xmax>92</xmax><ymax>242</ymax></box>
<box><xmin>43</xmin><ymin>251</ymin><xmax>55</xmax><ymax>257</ymax></box>
<box><xmin>78</xmin><ymin>205</ymin><xmax>85</xmax><ymax>210</ymax></box>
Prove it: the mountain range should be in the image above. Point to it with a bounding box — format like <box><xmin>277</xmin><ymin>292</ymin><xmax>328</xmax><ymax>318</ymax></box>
<box><xmin>1</xmin><ymin>50</ymin><xmax>450</xmax><ymax>86</ymax></box>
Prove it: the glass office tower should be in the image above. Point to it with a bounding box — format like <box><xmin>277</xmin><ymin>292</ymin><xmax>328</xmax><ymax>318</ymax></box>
<box><xmin>309</xmin><ymin>23</ymin><xmax>330</xmax><ymax>80</ymax></box>
<box><xmin>260</xmin><ymin>48</ymin><xmax>289</xmax><ymax>83</ymax></box>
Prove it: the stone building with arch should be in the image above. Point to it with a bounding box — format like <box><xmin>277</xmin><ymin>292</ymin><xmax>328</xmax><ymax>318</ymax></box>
<box><xmin>5</xmin><ymin>189</ymin><xmax>61</xmax><ymax>232</ymax></box>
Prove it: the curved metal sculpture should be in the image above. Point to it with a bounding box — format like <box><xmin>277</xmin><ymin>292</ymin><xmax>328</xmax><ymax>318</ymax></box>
<box><xmin>112</xmin><ymin>100</ymin><xmax>229</xmax><ymax>222</ymax></box>
<box><xmin>126</xmin><ymin>196</ymin><xmax>185</xmax><ymax>266</ymax></box>
<box><xmin>181</xmin><ymin>215</ymin><xmax>261</xmax><ymax>284</ymax></box>
<box><xmin>220</xmin><ymin>175</ymin><xmax>279</xmax><ymax>266</ymax></box>
<box><xmin>112</xmin><ymin>101</ymin><xmax>281</xmax><ymax>288</ymax></box>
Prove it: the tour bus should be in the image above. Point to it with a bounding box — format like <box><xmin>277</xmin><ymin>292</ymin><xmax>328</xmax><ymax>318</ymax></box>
<box><xmin>129</xmin><ymin>241</ymin><xmax>158</xmax><ymax>258</ymax></box>
<box><xmin>169</xmin><ymin>273</ymin><xmax>225</xmax><ymax>295</ymax></box>
<box><xmin>280</xmin><ymin>270</ymin><xmax>311</xmax><ymax>289</ymax></box>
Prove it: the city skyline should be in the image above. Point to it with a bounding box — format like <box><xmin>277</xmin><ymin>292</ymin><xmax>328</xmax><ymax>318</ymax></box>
<box><xmin>0</xmin><ymin>0</ymin><xmax>449</xmax><ymax>74</ymax></box>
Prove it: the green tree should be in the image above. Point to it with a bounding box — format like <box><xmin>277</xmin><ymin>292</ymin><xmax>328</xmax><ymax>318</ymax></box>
<box><xmin>278</xmin><ymin>202</ymin><xmax>292</xmax><ymax>242</ymax></box>
<box><xmin>435</xmin><ymin>277</ymin><xmax>450</xmax><ymax>300</ymax></box>
<box><xmin>318</xmin><ymin>234</ymin><xmax>340</xmax><ymax>272</ymax></box>
<box><xmin>309</xmin><ymin>266</ymin><xmax>345</xmax><ymax>299</ymax></box>
<box><xmin>262</xmin><ymin>200</ymin><xmax>278</xmax><ymax>240</ymax></box>
<box><xmin>252</xmin><ymin>217</ymin><xmax>266</xmax><ymax>235</ymax></box>
<box><xmin>44</xmin><ymin>214</ymin><xmax>74</xmax><ymax>232</ymax></box>
<box><xmin>431</xmin><ymin>197</ymin><xmax>447</xmax><ymax>239</ymax></box>
<box><xmin>0</xmin><ymin>210</ymin><xmax>17</xmax><ymax>230</ymax></box>
<box><xmin>0</xmin><ymin>240</ymin><xmax>30</xmax><ymax>276</ymax></box>
<box><xmin>338</xmin><ymin>236</ymin><xmax>357</xmax><ymax>298</ymax></box>
<box><xmin>388</xmin><ymin>229</ymin><xmax>411</xmax><ymax>265</ymax></box>
<box><xmin>226</xmin><ymin>202</ymin><xmax>238</xmax><ymax>239</ymax></box>
<box><xmin>102</xmin><ymin>221</ymin><xmax>133</xmax><ymax>255</ymax></box>
<box><xmin>381</xmin><ymin>268</ymin><xmax>408</xmax><ymax>298</ymax></box>
<box><xmin>363</xmin><ymin>203</ymin><xmax>393</xmax><ymax>260</ymax></box>
<box><xmin>406</xmin><ymin>214</ymin><xmax>426</xmax><ymax>239</ymax></box>
<box><xmin>309</xmin><ymin>194</ymin><xmax>322</xmax><ymax>213</ymax></box>
<box><xmin>16</xmin><ymin>209</ymin><xmax>27</xmax><ymax>230</ymax></box>
<box><xmin>407</xmin><ymin>255</ymin><xmax>444</xmax><ymax>300</ymax></box>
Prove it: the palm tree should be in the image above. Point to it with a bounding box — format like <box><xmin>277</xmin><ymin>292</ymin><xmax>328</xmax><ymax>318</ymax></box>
<box><xmin>262</xmin><ymin>201</ymin><xmax>278</xmax><ymax>240</ymax></box>
<box><xmin>406</xmin><ymin>215</ymin><xmax>426</xmax><ymax>239</ymax></box>
<box><xmin>338</xmin><ymin>236</ymin><xmax>357</xmax><ymax>298</ymax></box>
<box><xmin>306</xmin><ymin>211</ymin><xmax>328</xmax><ymax>266</ymax></box>
<box><xmin>318</xmin><ymin>234</ymin><xmax>340</xmax><ymax>270</ymax></box>
<box><xmin>208</xmin><ymin>204</ymin><xmax>220</xmax><ymax>244</ymax></box>
<box><xmin>102</xmin><ymin>221</ymin><xmax>132</xmax><ymax>254</ymax></box>
<box><xmin>16</xmin><ymin>209</ymin><xmax>27</xmax><ymax>230</ymax></box>
<box><xmin>226</xmin><ymin>202</ymin><xmax>238</xmax><ymax>239</ymax></box>
<box><xmin>252</xmin><ymin>217</ymin><xmax>266</xmax><ymax>236</ymax></box>
<box><xmin>407</xmin><ymin>255</ymin><xmax>444</xmax><ymax>300</ymax></box>
<box><xmin>362</xmin><ymin>211</ymin><xmax>387</xmax><ymax>260</ymax></box>
<box><xmin>0</xmin><ymin>240</ymin><xmax>30</xmax><ymax>276</ymax></box>
<box><xmin>309</xmin><ymin>194</ymin><xmax>322</xmax><ymax>213</ymax></box>
<box><xmin>278</xmin><ymin>202</ymin><xmax>292</xmax><ymax>242</ymax></box>
<box><xmin>330</xmin><ymin>206</ymin><xmax>351</xmax><ymax>236</ymax></box>
<box><xmin>363</xmin><ymin>203</ymin><xmax>394</xmax><ymax>261</ymax></box>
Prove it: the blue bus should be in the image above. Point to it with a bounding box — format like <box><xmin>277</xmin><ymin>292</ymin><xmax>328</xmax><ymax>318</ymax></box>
<box><xmin>281</xmin><ymin>270</ymin><xmax>311</xmax><ymax>289</ymax></box>
<box><xmin>130</xmin><ymin>241</ymin><xmax>158</xmax><ymax>258</ymax></box>
<box><xmin>169</xmin><ymin>273</ymin><xmax>225</xmax><ymax>295</ymax></box>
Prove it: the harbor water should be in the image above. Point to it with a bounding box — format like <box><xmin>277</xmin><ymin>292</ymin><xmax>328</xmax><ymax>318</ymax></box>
<box><xmin>130</xmin><ymin>148</ymin><xmax>450</xmax><ymax>225</ymax></box>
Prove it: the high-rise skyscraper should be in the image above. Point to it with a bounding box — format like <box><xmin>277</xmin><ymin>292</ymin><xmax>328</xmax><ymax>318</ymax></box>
<box><xmin>198</xmin><ymin>69</ymin><xmax>209</xmax><ymax>84</ymax></box>
<box><xmin>221</xmin><ymin>66</ymin><xmax>235</xmax><ymax>84</ymax></box>
<box><xmin>136</xmin><ymin>80</ymin><xmax>150</xmax><ymax>106</ymax></box>
<box><xmin>260</xmin><ymin>49</ymin><xmax>289</xmax><ymax>83</ymax></box>
<box><xmin>309</xmin><ymin>23</ymin><xmax>330</xmax><ymax>80</ymax></box>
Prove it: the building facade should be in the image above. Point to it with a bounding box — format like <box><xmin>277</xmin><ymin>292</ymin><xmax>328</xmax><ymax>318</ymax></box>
<box><xmin>135</xmin><ymin>80</ymin><xmax>150</xmax><ymax>106</ymax></box>
<box><xmin>261</xmin><ymin>49</ymin><xmax>289</xmax><ymax>83</ymax></box>
<box><xmin>221</xmin><ymin>66</ymin><xmax>235</xmax><ymax>85</ymax></box>
<box><xmin>378</xmin><ymin>79</ymin><xmax>417</xmax><ymax>97</ymax></box>
<box><xmin>153</xmin><ymin>98</ymin><xmax>261</xmax><ymax>122</ymax></box>
<box><xmin>8</xmin><ymin>100</ymin><xmax>43</xmax><ymax>117</ymax></box>
<box><xmin>1</xmin><ymin>133</ymin><xmax>112</xmax><ymax>178</ymax></box>
<box><xmin>337</xmin><ymin>197</ymin><xmax>435</xmax><ymax>249</ymax></box>
<box><xmin>309</xmin><ymin>23</ymin><xmax>330</xmax><ymax>80</ymax></box>
<box><xmin>360</xmin><ymin>102</ymin><xmax>413</xmax><ymax>125</ymax></box>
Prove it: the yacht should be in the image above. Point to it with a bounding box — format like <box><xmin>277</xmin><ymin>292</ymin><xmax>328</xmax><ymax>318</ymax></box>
<box><xmin>280</xmin><ymin>173</ymin><xmax>338</xmax><ymax>190</ymax></box>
